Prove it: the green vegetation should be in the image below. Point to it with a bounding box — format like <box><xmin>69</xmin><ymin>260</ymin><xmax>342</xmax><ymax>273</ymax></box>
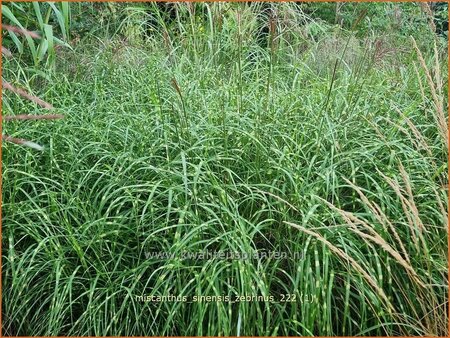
<box><xmin>2</xmin><ymin>2</ymin><xmax>448</xmax><ymax>336</ymax></box>
<box><xmin>2</xmin><ymin>2</ymin><xmax>71</xmax><ymax>68</ymax></box>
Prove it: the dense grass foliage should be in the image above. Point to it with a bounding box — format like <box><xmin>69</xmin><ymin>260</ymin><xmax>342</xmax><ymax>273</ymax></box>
<box><xmin>2</xmin><ymin>3</ymin><xmax>448</xmax><ymax>336</ymax></box>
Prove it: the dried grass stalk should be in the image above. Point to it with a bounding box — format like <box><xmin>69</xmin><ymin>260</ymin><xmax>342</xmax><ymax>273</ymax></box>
<box><xmin>411</xmin><ymin>37</ymin><xmax>448</xmax><ymax>149</ymax></box>
<box><xmin>284</xmin><ymin>220</ymin><xmax>395</xmax><ymax>312</ymax></box>
<box><xmin>394</xmin><ymin>107</ymin><xmax>433</xmax><ymax>160</ymax></box>
<box><xmin>1</xmin><ymin>46</ymin><xmax>12</xmax><ymax>57</ymax></box>
<box><xmin>377</xmin><ymin>169</ymin><xmax>421</xmax><ymax>247</ymax></box>
<box><xmin>2</xmin><ymin>24</ymin><xmax>40</xmax><ymax>39</ymax></box>
<box><xmin>3</xmin><ymin>114</ymin><xmax>64</xmax><ymax>121</ymax></box>
<box><xmin>419</xmin><ymin>3</ymin><xmax>436</xmax><ymax>33</ymax></box>
<box><xmin>342</xmin><ymin>177</ymin><xmax>411</xmax><ymax>264</ymax></box>
<box><xmin>318</xmin><ymin>196</ymin><xmax>425</xmax><ymax>288</ymax></box>
<box><xmin>2</xmin><ymin>80</ymin><xmax>53</xmax><ymax>109</ymax></box>
<box><xmin>2</xmin><ymin>135</ymin><xmax>44</xmax><ymax>151</ymax></box>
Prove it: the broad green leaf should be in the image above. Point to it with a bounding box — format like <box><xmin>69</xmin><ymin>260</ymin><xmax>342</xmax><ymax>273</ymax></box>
<box><xmin>53</xmin><ymin>36</ymin><xmax>72</xmax><ymax>49</ymax></box>
<box><xmin>32</xmin><ymin>2</ymin><xmax>44</xmax><ymax>29</ymax></box>
<box><xmin>61</xmin><ymin>2</ymin><xmax>70</xmax><ymax>39</ymax></box>
<box><xmin>7</xmin><ymin>31</ymin><xmax>23</xmax><ymax>54</ymax></box>
<box><xmin>2</xmin><ymin>5</ymin><xmax>23</xmax><ymax>27</ymax></box>
<box><xmin>43</xmin><ymin>24</ymin><xmax>54</xmax><ymax>66</ymax></box>
<box><xmin>48</xmin><ymin>2</ymin><xmax>67</xmax><ymax>40</ymax></box>
<box><xmin>37</xmin><ymin>38</ymin><xmax>49</xmax><ymax>62</ymax></box>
